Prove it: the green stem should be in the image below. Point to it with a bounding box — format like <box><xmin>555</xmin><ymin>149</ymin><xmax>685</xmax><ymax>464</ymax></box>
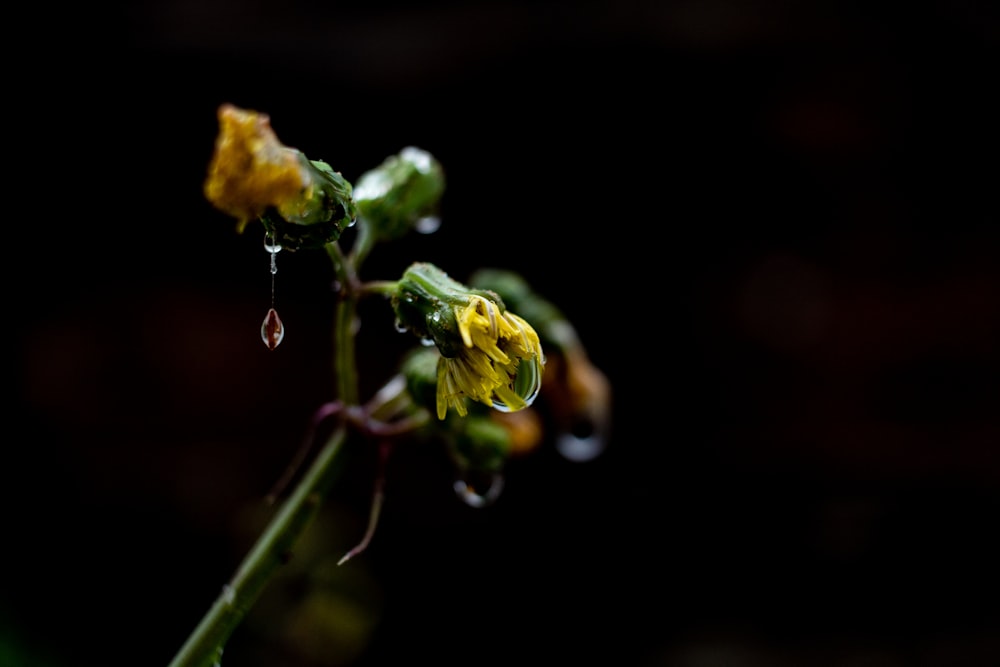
<box><xmin>327</xmin><ymin>242</ymin><xmax>360</xmax><ymax>405</ymax></box>
<box><xmin>360</xmin><ymin>280</ymin><xmax>399</xmax><ymax>297</ymax></box>
<box><xmin>170</xmin><ymin>241</ymin><xmax>366</xmax><ymax>667</ymax></box>
<box><xmin>167</xmin><ymin>425</ymin><xmax>348</xmax><ymax>667</ymax></box>
<box><xmin>347</xmin><ymin>215</ymin><xmax>376</xmax><ymax>268</ymax></box>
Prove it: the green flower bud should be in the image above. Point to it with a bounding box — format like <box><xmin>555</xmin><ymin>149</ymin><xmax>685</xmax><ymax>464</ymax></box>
<box><xmin>353</xmin><ymin>147</ymin><xmax>445</xmax><ymax>242</ymax></box>
<box><xmin>399</xmin><ymin>346</ymin><xmax>440</xmax><ymax>414</ymax></box>
<box><xmin>448</xmin><ymin>414</ymin><xmax>512</xmax><ymax>474</ymax></box>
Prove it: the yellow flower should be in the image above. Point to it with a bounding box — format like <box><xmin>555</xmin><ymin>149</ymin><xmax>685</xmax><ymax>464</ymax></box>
<box><xmin>203</xmin><ymin>104</ymin><xmax>312</xmax><ymax>232</ymax></box>
<box><xmin>435</xmin><ymin>294</ymin><xmax>544</xmax><ymax>420</ymax></box>
<box><xmin>392</xmin><ymin>263</ymin><xmax>545</xmax><ymax>420</ymax></box>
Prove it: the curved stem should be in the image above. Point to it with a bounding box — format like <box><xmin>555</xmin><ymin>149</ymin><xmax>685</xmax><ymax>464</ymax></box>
<box><xmin>167</xmin><ymin>425</ymin><xmax>349</xmax><ymax>667</ymax></box>
<box><xmin>348</xmin><ymin>216</ymin><xmax>376</xmax><ymax>269</ymax></box>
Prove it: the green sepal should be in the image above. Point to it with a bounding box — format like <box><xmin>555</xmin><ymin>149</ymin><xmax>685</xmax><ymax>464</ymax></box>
<box><xmin>259</xmin><ymin>158</ymin><xmax>360</xmax><ymax>251</ymax></box>
<box><xmin>392</xmin><ymin>262</ymin><xmax>504</xmax><ymax>358</ymax></box>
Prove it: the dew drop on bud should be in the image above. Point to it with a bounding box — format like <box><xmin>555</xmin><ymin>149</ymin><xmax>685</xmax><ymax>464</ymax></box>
<box><xmin>261</xmin><ymin>308</ymin><xmax>285</xmax><ymax>350</ymax></box>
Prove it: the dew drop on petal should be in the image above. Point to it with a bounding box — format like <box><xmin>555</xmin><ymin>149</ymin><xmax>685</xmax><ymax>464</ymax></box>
<box><xmin>491</xmin><ymin>354</ymin><xmax>543</xmax><ymax>413</ymax></box>
<box><xmin>454</xmin><ymin>470</ymin><xmax>504</xmax><ymax>508</ymax></box>
<box><xmin>261</xmin><ymin>308</ymin><xmax>285</xmax><ymax>350</ymax></box>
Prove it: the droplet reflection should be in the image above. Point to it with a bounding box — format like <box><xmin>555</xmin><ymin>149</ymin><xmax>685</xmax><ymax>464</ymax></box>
<box><xmin>491</xmin><ymin>354</ymin><xmax>543</xmax><ymax>413</ymax></box>
<box><xmin>261</xmin><ymin>307</ymin><xmax>285</xmax><ymax>350</ymax></box>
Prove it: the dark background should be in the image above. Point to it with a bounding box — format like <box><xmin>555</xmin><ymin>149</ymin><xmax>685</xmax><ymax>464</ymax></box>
<box><xmin>8</xmin><ymin>1</ymin><xmax>1000</xmax><ymax>666</ymax></box>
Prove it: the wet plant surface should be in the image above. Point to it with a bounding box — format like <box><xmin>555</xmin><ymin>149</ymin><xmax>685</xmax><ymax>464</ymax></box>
<box><xmin>9</xmin><ymin>1</ymin><xmax>1000</xmax><ymax>666</ymax></box>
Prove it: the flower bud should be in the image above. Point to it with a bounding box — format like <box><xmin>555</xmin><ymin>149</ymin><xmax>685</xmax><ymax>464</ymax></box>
<box><xmin>204</xmin><ymin>104</ymin><xmax>358</xmax><ymax>250</ymax></box>
<box><xmin>400</xmin><ymin>347</ymin><xmax>440</xmax><ymax>413</ymax></box>
<box><xmin>448</xmin><ymin>414</ymin><xmax>512</xmax><ymax>474</ymax></box>
<box><xmin>353</xmin><ymin>147</ymin><xmax>445</xmax><ymax>242</ymax></box>
<box><xmin>392</xmin><ymin>262</ymin><xmax>544</xmax><ymax>419</ymax></box>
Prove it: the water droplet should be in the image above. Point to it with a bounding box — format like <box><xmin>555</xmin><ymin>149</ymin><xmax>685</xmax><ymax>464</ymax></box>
<box><xmin>394</xmin><ymin>317</ymin><xmax>408</xmax><ymax>333</ymax></box>
<box><xmin>556</xmin><ymin>433</ymin><xmax>606</xmax><ymax>462</ymax></box>
<box><xmin>555</xmin><ymin>415</ymin><xmax>610</xmax><ymax>462</ymax></box>
<box><xmin>419</xmin><ymin>336</ymin><xmax>435</xmax><ymax>347</ymax></box>
<box><xmin>415</xmin><ymin>215</ymin><xmax>441</xmax><ymax>234</ymax></box>
<box><xmin>263</xmin><ymin>237</ymin><xmax>282</xmax><ymax>254</ymax></box>
<box><xmin>261</xmin><ymin>308</ymin><xmax>284</xmax><ymax>350</ymax></box>
<box><xmin>491</xmin><ymin>354</ymin><xmax>543</xmax><ymax>413</ymax></box>
<box><xmin>454</xmin><ymin>470</ymin><xmax>504</xmax><ymax>508</ymax></box>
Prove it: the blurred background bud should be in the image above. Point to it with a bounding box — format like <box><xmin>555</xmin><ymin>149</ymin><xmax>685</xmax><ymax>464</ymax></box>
<box><xmin>354</xmin><ymin>146</ymin><xmax>445</xmax><ymax>243</ymax></box>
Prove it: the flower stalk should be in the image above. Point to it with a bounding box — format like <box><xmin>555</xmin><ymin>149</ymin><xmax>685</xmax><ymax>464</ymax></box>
<box><xmin>167</xmin><ymin>424</ymin><xmax>347</xmax><ymax>667</ymax></box>
<box><xmin>170</xmin><ymin>103</ymin><xmax>608</xmax><ymax>666</ymax></box>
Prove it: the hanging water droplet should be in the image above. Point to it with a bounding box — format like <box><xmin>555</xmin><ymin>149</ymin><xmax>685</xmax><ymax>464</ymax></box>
<box><xmin>263</xmin><ymin>237</ymin><xmax>282</xmax><ymax>254</ymax></box>
<box><xmin>556</xmin><ymin>431</ymin><xmax>607</xmax><ymax>462</ymax></box>
<box><xmin>419</xmin><ymin>336</ymin><xmax>435</xmax><ymax>347</ymax></box>
<box><xmin>261</xmin><ymin>308</ymin><xmax>285</xmax><ymax>350</ymax></box>
<box><xmin>393</xmin><ymin>317</ymin><xmax>408</xmax><ymax>334</ymax></box>
<box><xmin>453</xmin><ymin>470</ymin><xmax>504</xmax><ymax>508</ymax></box>
<box><xmin>491</xmin><ymin>354</ymin><xmax>543</xmax><ymax>413</ymax></box>
<box><xmin>555</xmin><ymin>406</ymin><xmax>611</xmax><ymax>462</ymax></box>
<box><xmin>414</xmin><ymin>215</ymin><xmax>441</xmax><ymax>234</ymax></box>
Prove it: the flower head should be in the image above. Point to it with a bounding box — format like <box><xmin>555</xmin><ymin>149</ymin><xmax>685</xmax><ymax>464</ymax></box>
<box><xmin>436</xmin><ymin>294</ymin><xmax>543</xmax><ymax>419</ymax></box>
<box><xmin>392</xmin><ymin>263</ymin><xmax>545</xmax><ymax>420</ymax></box>
<box><xmin>204</xmin><ymin>104</ymin><xmax>358</xmax><ymax>249</ymax></box>
<box><xmin>204</xmin><ymin>104</ymin><xmax>310</xmax><ymax>231</ymax></box>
